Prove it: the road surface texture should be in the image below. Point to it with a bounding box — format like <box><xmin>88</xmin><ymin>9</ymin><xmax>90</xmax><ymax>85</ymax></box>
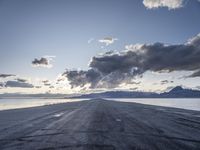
<box><xmin>0</xmin><ymin>99</ymin><xmax>200</xmax><ymax>150</ymax></box>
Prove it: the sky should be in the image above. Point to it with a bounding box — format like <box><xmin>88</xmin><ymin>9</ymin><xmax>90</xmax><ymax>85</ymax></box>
<box><xmin>0</xmin><ymin>0</ymin><xmax>200</xmax><ymax>94</ymax></box>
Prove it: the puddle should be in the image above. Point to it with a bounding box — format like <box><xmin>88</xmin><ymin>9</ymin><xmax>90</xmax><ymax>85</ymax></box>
<box><xmin>53</xmin><ymin>112</ymin><xmax>64</xmax><ymax>117</ymax></box>
<box><xmin>116</xmin><ymin>119</ymin><xmax>121</xmax><ymax>122</ymax></box>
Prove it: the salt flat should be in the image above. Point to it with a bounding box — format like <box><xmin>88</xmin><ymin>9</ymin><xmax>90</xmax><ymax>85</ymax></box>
<box><xmin>0</xmin><ymin>99</ymin><xmax>200</xmax><ymax>150</ymax></box>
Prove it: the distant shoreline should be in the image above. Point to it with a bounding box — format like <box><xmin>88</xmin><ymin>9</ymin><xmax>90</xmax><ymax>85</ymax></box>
<box><xmin>1</xmin><ymin>86</ymin><xmax>200</xmax><ymax>99</ymax></box>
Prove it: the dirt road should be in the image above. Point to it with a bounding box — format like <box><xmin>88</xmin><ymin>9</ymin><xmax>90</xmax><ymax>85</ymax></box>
<box><xmin>0</xmin><ymin>99</ymin><xmax>200</xmax><ymax>150</ymax></box>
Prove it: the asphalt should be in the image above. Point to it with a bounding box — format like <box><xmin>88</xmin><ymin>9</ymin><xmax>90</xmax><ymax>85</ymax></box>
<box><xmin>0</xmin><ymin>99</ymin><xmax>200</xmax><ymax>150</ymax></box>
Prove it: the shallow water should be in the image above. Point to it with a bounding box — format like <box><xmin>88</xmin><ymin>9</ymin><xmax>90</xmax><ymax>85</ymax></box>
<box><xmin>0</xmin><ymin>98</ymin><xmax>200</xmax><ymax>111</ymax></box>
<box><xmin>0</xmin><ymin>98</ymin><xmax>86</xmax><ymax>111</ymax></box>
<box><xmin>111</xmin><ymin>98</ymin><xmax>200</xmax><ymax>111</ymax></box>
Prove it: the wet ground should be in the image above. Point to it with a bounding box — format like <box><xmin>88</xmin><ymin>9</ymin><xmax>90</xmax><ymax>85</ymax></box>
<box><xmin>0</xmin><ymin>99</ymin><xmax>200</xmax><ymax>150</ymax></box>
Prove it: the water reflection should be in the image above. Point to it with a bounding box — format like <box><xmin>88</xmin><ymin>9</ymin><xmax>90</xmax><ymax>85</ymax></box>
<box><xmin>0</xmin><ymin>98</ymin><xmax>86</xmax><ymax>111</ymax></box>
<box><xmin>0</xmin><ymin>98</ymin><xmax>200</xmax><ymax>111</ymax></box>
<box><xmin>111</xmin><ymin>98</ymin><xmax>200</xmax><ymax>111</ymax></box>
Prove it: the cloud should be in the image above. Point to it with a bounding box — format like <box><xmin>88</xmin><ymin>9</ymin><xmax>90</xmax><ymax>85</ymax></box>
<box><xmin>131</xmin><ymin>81</ymin><xmax>141</xmax><ymax>85</ymax></box>
<box><xmin>88</xmin><ymin>38</ymin><xmax>94</xmax><ymax>44</ymax></box>
<box><xmin>41</xmin><ymin>80</ymin><xmax>51</xmax><ymax>86</ymax></box>
<box><xmin>0</xmin><ymin>82</ymin><xmax>4</xmax><ymax>88</ymax></box>
<box><xmin>16</xmin><ymin>78</ymin><xmax>27</xmax><ymax>83</ymax></box>
<box><xmin>130</xmin><ymin>87</ymin><xmax>138</xmax><ymax>91</ymax></box>
<box><xmin>44</xmin><ymin>83</ymin><xmax>51</xmax><ymax>86</ymax></box>
<box><xmin>143</xmin><ymin>0</ymin><xmax>184</xmax><ymax>9</ymax></box>
<box><xmin>165</xmin><ymin>86</ymin><xmax>176</xmax><ymax>91</ymax></box>
<box><xmin>56</xmin><ymin>74</ymin><xmax>66</xmax><ymax>83</ymax></box>
<box><xmin>98</xmin><ymin>37</ymin><xmax>118</xmax><ymax>46</ymax></box>
<box><xmin>0</xmin><ymin>74</ymin><xmax>15</xmax><ymax>78</ymax></box>
<box><xmin>32</xmin><ymin>56</ymin><xmax>55</xmax><ymax>68</ymax></box>
<box><xmin>5</xmin><ymin>81</ymin><xmax>34</xmax><ymax>88</ymax></box>
<box><xmin>57</xmin><ymin>78</ymin><xmax>65</xmax><ymax>82</ymax></box>
<box><xmin>188</xmin><ymin>70</ymin><xmax>200</xmax><ymax>78</ymax></box>
<box><xmin>160</xmin><ymin>80</ymin><xmax>174</xmax><ymax>85</ymax></box>
<box><xmin>63</xmin><ymin>33</ymin><xmax>200</xmax><ymax>89</ymax></box>
<box><xmin>63</xmin><ymin>69</ymin><xmax>101</xmax><ymax>88</ymax></box>
<box><xmin>42</xmin><ymin>80</ymin><xmax>49</xmax><ymax>84</ymax></box>
<box><xmin>196</xmin><ymin>86</ymin><xmax>200</xmax><ymax>89</ymax></box>
<box><xmin>35</xmin><ymin>86</ymin><xmax>42</xmax><ymax>88</ymax></box>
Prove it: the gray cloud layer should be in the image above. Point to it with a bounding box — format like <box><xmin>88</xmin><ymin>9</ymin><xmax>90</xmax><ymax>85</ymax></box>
<box><xmin>16</xmin><ymin>78</ymin><xmax>27</xmax><ymax>83</ymax></box>
<box><xmin>5</xmin><ymin>81</ymin><xmax>34</xmax><ymax>88</ymax></box>
<box><xmin>0</xmin><ymin>74</ymin><xmax>15</xmax><ymax>78</ymax></box>
<box><xmin>188</xmin><ymin>70</ymin><xmax>200</xmax><ymax>78</ymax></box>
<box><xmin>64</xmin><ymin>33</ymin><xmax>200</xmax><ymax>89</ymax></box>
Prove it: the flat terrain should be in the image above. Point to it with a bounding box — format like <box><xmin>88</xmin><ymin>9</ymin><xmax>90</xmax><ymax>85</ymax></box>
<box><xmin>0</xmin><ymin>99</ymin><xmax>200</xmax><ymax>150</ymax></box>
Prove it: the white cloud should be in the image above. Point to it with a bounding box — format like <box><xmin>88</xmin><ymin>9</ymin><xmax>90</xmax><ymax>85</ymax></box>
<box><xmin>125</xmin><ymin>44</ymin><xmax>144</xmax><ymax>52</ymax></box>
<box><xmin>98</xmin><ymin>37</ymin><xmax>118</xmax><ymax>46</ymax></box>
<box><xmin>143</xmin><ymin>0</ymin><xmax>184</xmax><ymax>10</ymax></box>
<box><xmin>88</xmin><ymin>38</ymin><xmax>94</xmax><ymax>44</ymax></box>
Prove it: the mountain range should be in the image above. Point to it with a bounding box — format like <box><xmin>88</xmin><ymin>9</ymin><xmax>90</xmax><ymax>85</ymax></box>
<box><xmin>0</xmin><ymin>86</ymin><xmax>200</xmax><ymax>99</ymax></box>
<box><xmin>69</xmin><ymin>86</ymin><xmax>200</xmax><ymax>98</ymax></box>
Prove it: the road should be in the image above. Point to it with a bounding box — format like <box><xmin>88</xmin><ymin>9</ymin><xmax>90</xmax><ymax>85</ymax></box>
<box><xmin>0</xmin><ymin>99</ymin><xmax>200</xmax><ymax>150</ymax></box>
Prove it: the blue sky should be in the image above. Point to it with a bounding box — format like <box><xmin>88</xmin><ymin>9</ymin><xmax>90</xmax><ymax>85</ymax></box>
<box><xmin>0</xmin><ymin>0</ymin><xmax>200</xmax><ymax>94</ymax></box>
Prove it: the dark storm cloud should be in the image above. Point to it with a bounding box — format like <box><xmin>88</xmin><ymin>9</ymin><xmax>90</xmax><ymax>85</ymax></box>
<box><xmin>0</xmin><ymin>74</ymin><xmax>15</xmax><ymax>78</ymax></box>
<box><xmin>63</xmin><ymin>69</ymin><xmax>101</xmax><ymax>88</ymax></box>
<box><xmin>5</xmin><ymin>81</ymin><xmax>34</xmax><ymax>88</ymax></box>
<box><xmin>32</xmin><ymin>56</ymin><xmax>54</xmax><ymax>68</ymax></box>
<box><xmin>91</xmin><ymin>33</ymin><xmax>200</xmax><ymax>75</ymax></box>
<box><xmin>32</xmin><ymin>57</ymin><xmax>48</xmax><ymax>65</ymax></box>
<box><xmin>89</xmin><ymin>51</ymin><xmax>143</xmax><ymax>75</ymax></box>
<box><xmin>16</xmin><ymin>78</ymin><xmax>27</xmax><ymax>83</ymax></box>
<box><xmin>64</xmin><ymin>33</ymin><xmax>200</xmax><ymax>89</ymax></box>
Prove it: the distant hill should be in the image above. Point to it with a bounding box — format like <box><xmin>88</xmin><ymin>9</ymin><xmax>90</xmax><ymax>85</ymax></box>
<box><xmin>68</xmin><ymin>91</ymin><xmax>158</xmax><ymax>99</ymax></box>
<box><xmin>69</xmin><ymin>86</ymin><xmax>200</xmax><ymax>98</ymax></box>
<box><xmin>160</xmin><ymin>86</ymin><xmax>200</xmax><ymax>98</ymax></box>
